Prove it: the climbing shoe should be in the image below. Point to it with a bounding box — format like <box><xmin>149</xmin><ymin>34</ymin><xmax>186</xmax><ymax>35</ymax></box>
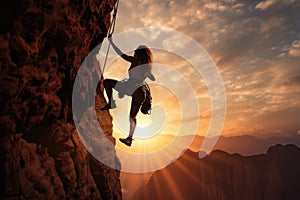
<box><xmin>119</xmin><ymin>137</ymin><xmax>133</xmax><ymax>147</ymax></box>
<box><xmin>100</xmin><ymin>101</ymin><xmax>116</xmax><ymax>110</ymax></box>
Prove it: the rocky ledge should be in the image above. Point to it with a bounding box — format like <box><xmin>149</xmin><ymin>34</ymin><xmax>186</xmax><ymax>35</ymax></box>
<box><xmin>0</xmin><ymin>0</ymin><xmax>122</xmax><ymax>199</ymax></box>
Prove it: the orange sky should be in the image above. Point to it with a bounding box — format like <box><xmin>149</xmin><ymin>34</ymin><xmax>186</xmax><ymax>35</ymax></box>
<box><xmin>101</xmin><ymin>0</ymin><xmax>300</xmax><ymax>139</ymax></box>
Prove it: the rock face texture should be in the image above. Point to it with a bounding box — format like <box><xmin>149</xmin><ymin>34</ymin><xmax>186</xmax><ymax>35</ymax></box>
<box><xmin>133</xmin><ymin>144</ymin><xmax>300</xmax><ymax>200</ymax></box>
<box><xmin>0</xmin><ymin>0</ymin><xmax>122</xmax><ymax>199</ymax></box>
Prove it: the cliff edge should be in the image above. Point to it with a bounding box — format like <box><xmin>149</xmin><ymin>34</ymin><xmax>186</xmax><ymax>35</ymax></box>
<box><xmin>0</xmin><ymin>0</ymin><xmax>121</xmax><ymax>199</ymax></box>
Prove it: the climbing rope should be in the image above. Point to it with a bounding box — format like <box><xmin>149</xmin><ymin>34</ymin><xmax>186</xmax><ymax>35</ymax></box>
<box><xmin>101</xmin><ymin>0</ymin><xmax>120</xmax><ymax>75</ymax></box>
<box><xmin>108</xmin><ymin>0</ymin><xmax>120</xmax><ymax>35</ymax></box>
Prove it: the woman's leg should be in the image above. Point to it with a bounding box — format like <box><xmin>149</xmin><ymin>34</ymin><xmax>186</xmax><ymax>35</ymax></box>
<box><xmin>101</xmin><ymin>79</ymin><xmax>118</xmax><ymax>110</ymax></box>
<box><xmin>129</xmin><ymin>87</ymin><xmax>146</xmax><ymax>137</ymax></box>
<box><xmin>103</xmin><ymin>79</ymin><xmax>117</xmax><ymax>103</ymax></box>
<box><xmin>119</xmin><ymin>87</ymin><xmax>146</xmax><ymax>146</ymax></box>
<box><xmin>129</xmin><ymin>118</ymin><xmax>137</xmax><ymax>138</ymax></box>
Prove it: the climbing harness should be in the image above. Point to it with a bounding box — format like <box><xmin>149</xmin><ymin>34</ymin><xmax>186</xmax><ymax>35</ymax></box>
<box><xmin>140</xmin><ymin>83</ymin><xmax>152</xmax><ymax>115</ymax></box>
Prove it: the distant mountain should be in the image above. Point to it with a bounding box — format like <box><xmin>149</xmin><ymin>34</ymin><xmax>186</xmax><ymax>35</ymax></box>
<box><xmin>266</xmin><ymin>135</ymin><xmax>300</xmax><ymax>146</ymax></box>
<box><xmin>133</xmin><ymin>144</ymin><xmax>300</xmax><ymax>200</ymax></box>
<box><xmin>190</xmin><ymin>134</ymin><xmax>300</xmax><ymax>155</ymax></box>
<box><xmin>121</xmin><ymin>134</ymin><xmax>300</xmax><ymax>199</ymax></box>
<box><xmin>188</xmin><ymin>135</ymin><xmax>273</xmax><ymax>155</ymax></box>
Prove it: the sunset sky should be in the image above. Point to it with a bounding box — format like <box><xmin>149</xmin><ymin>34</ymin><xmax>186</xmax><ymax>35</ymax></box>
<box><xmin>102</xmin><ymin>0</ymin><xmax>300</xmax><ymax>140</ymax></box>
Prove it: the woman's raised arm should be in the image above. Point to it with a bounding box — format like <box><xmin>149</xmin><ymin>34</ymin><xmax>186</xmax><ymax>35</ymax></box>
<box><xmin>108</xmin><ymin>35</ymin><xmax>135</xmax><ymax>63</ymax></box>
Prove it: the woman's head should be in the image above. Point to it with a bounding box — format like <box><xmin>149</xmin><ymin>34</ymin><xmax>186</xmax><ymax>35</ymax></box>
<box><xmin>132</xmin><ymin>45</ymin><xmax>155</xmax><ymax>81</ymax></box>
<box><xmin>134</xmin><ymin>45</ymin><xmax>153</xmax><ymax>64</ymax></box>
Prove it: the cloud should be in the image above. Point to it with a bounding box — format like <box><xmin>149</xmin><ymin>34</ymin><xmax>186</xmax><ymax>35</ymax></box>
<box><xmin>117</xmin><ymin>0</ymin><xmax>300</xmax><ymax>63</ymax></box>
<box><xmin>204</xmin><ymin>2</ymin><xmax>227</xmax><ymax>12</ymax></box>
<box><xmin>114</xmin><ymin>0</ymin><xmax>300</xmax><ymax>136</ymax></box>
<box><xmin>255</xmin><ymin>0</ymin><xmax>295</xmax><ymax>10</ymax></box>
<box><xmin>288</xmin><ymin>40</ymin><xmax>300</xmax><ymax>57</ymax></box>
<box><xmin>255</xmin><ymin>0</ymin><xmax>278</xmax><ymax>10</ymax></box>
<box><xmin>251</xmin><ymin>125</ymin><xmax>264</xmax><ymax>132</ymax></box>
<box><xmin>259</xmin><ymin>17</ymin><xmax>285</xmax><ymax>33</ymax></box>
<box><xmin>291</xmin><ymin>74</ymin><xmax>300</xmax><ymax>84</ymax></box>
<box><xmin>284</xmin><ymin>74</ymin><xmax>300</xmax><ymax>86</ymax></box>
<box><xmin>162</xmin><ymin>33</ymin><xmax>190</xmax><ymax>52</ymax></box>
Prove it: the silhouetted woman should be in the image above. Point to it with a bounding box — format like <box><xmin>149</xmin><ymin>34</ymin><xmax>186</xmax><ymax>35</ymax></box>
<box><xmin>101</xmin><ymin>35</ymin><xmax>155</xmax><ymax>147</ymax></box>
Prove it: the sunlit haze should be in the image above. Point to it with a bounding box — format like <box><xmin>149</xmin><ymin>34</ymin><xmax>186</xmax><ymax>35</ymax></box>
<box><xmin>102</xmin><ymin>0</ymin><xmax>300</xmax><ymax>141</ymax></box>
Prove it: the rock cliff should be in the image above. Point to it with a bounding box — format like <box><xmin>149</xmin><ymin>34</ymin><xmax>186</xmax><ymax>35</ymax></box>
<box><xmin>133</xmin><ymin>144</ymin><xmax>300</xmax><ymax>200</ymax></box>
<box><xmin>0</xmin><ymin>0</ymin><xmax>122</xmax><ymax>199</ymax></box>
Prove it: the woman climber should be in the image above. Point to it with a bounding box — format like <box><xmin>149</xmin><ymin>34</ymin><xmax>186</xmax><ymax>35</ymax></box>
<box><xmin>100</xmin><ymin>34</ymin><xmax>155</xmax><ymax>147</ymax></box>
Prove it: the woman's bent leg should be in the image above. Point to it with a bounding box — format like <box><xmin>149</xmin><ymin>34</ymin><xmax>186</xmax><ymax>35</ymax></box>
<box><xmin>101</xmin><ymin>79</ymin><xmax>118</xmax><ymax>110</ymax></box>
<box><xmin>103</xmin><ymin>79</ymin><xmax>117</xmax><ymax>103</ymax></box>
